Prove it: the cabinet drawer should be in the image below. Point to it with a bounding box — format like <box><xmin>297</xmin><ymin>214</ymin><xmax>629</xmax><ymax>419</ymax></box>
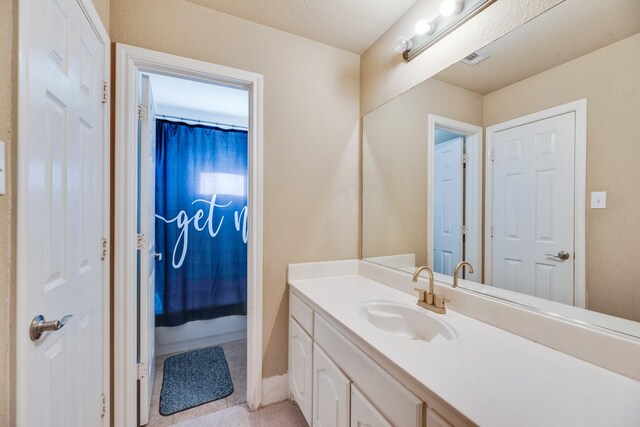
<box><xmin>351</xmin><ymin>384</ymin><xmax>392</xmax><ymax>427</ymax></box>
<box><xmin>290</xmin><ymin>291</ymin><xmax>314</xmax><ymax>335</ymax></box>
<box><xmin>315</xmin><ymin>313</ymin><xmax>423</xmax><ymax>427</ymax></box>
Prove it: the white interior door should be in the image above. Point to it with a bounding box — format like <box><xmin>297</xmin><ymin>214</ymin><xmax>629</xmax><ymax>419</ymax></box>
<box><xmin>491</xmin><ymin>112</ymin><xmax>575</xmax><ymax>304</ymax></box>
<box><xmin>17</xmin><ymin>0</ymin><xmax>108</xmax><ymax>425</ymax></box>
<box><xmin>138</xmin><ymin>74</ymin><xmax>157</xmax><ymax>425</ymax></box>
<box><xmin>433</xmin><ymin>137</ymin><xmax>464</xmax><ymax>276</ymax></box>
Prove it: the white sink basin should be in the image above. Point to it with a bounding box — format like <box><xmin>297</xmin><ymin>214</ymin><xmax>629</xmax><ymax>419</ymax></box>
<box><xmin>356</xmin><ymin>299</ymin><xmax>458</xmax><ymax>343</ymax></box>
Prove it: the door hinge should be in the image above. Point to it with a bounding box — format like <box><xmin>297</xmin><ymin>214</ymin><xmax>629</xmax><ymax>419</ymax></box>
<box><xmin>490</xmin><ymin>150</ymin><xmax>495</xmax><ymax>162</ymax></box>
<box><xmin>136</xmin><ymin>233</ymin><xmax>146</xmax><ymax>250</ymax></box>
<box><xmin>101</xmin><ymin>238</ymin><xmax>108</xmax><ymax>261</ymax></box>
<box><xmin>490</xmin><ymin>226</ymin><xmax>494</xmax><ymax>238</ymax></box>
<box><xmin>101</xmin><ymin>393</ymin><xmax>107</xmax><ymax>417</ymax></box>
<box><xmin>462</xmin><ymin>153</ymin><xmax>469</xmax><ymax>164</ymax></box>
<box><xmin>137</xmin><ymin>104</ymin><xmax>149</xmax><ymax>121</ymax></box>
<box><xmin>461</xmin><ymin>225</ymin><xmax>468</xmax><ymax>235</ymax></box>
<box><xmin>101</xmin><ymin>81</ymin><xmax>109</xmax><ymax>104</ymax></box>
<box><xmin>136</xmin><ymin>362</ymin><xmax>146</xmax><ymax>380</ymax></box>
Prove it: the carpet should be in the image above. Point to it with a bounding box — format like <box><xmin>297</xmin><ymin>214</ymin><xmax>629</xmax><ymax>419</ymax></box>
<box><xmin>159</xmin><ymin>346</ymin><xmax>234</xmax><ymax>416</ymax></box>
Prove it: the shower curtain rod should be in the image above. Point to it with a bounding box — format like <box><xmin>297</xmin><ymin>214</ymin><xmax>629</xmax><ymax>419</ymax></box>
<box><xmin>156</xmin><ymin>113</ymin><xmax>248</xmax><ymax>130</ymax></box>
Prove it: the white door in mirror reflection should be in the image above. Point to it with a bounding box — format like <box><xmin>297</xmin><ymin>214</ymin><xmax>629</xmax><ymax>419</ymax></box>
<box><xmin>434</xmin><ymin>137</ymin><xmax>464</xmax><ymax>276</ymax></box>
<box><xmin>492</xmin><ymin>112</ymin><xmax>575</xmax><ymax>304</ymax></box>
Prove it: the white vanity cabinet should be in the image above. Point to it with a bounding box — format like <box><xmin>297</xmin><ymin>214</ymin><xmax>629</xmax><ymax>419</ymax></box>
<box><xmin>426</xmin><ymin>408</ymin><xmax>454</xmax><ymax>427</ymax></box>
<box><xmin>289</xmin><ymin>289</ymin><xmax>456</xmax><ymax>427</ymax></box>
<box><xmin>289</xmin><ymin>293</ymin><xmax>315</xmax><ymax>424</ymax></box>
<box><xmin>313</xmin><ymin>343</ymin><xmax>351</xmax><ymax>427</ymax></box>
<box><xmin>351</xmin><ymin>385</ymin><xmax>392</xmax><ymax>427</ymax></box>
<box><xmin>289</xmin><ymin>318</ymin><xmax>313</xmax><ymax>423</ymax></box>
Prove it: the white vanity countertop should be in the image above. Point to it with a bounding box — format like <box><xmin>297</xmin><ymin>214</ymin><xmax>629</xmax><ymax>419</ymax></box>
<box><xmin>289</xmin><ymin>274</ymin><xmax>640</xmax><ymax>427</ymax></box>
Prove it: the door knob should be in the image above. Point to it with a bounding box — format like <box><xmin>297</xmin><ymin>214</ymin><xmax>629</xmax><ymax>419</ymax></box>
<box><xmin>545</xmin><ymin>251</ymin><xmax>570</xmax><ymax>261</ymax></box>
<box><xmin>30</xmin><ymin>314</ymin><xmax>73</xmax><ymax>341</ymax></box>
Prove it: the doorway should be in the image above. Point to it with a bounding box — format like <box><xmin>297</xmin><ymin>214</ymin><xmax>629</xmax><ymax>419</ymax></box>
<box><xmin>433</xmin><ymin>130</ymin><xmax>466</xmax><ymax>276</ymax></box>
<box><xmin>428</xmin><ymin>115</ymin><xmax>483</xmax><ymax>282</ymax></box>
<box><xmin>137</xmin><ymin>72</ymin><xmax>250</xmax><ymax>424</ymax></box>
<box><xmin>485</xmin><ymin>100</ymin><xmax>587</xmax><ymax>307</ymax></box>
<box><xmin>114</xmin><ymin>45</ymin><xmax>264</xmax><ymax>427</ymax></box>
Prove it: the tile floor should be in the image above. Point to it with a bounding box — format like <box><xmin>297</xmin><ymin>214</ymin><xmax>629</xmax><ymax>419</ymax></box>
<box><xmin>173</xmin><ymin>401</ymin><xmax>307</xmax><ymax>426</ymax></box>
<box><xmin>146</xmin><ymin>340</ymin><xmax>248</xmax><ymax>426</ymax></box>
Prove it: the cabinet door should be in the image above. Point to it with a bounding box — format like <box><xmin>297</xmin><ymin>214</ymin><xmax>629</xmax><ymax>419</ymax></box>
<box><xmin>351</xmin><ymin>385</ymin><xmax>392</xmax><ymax>427</ymax></box>
<box><xmin>289</xmin><ymin>318</ymin><xmax>313</xmax><ymax>425</ymax></box>
<box><xmin>313</xmin><ymin>344</ymin><xmax>350</xmax><ymax>427</ymax></box>
<box><xmin>426</xmin><ymin>408</ymin><xmax>453</xmax><ymax>427</ymax></box>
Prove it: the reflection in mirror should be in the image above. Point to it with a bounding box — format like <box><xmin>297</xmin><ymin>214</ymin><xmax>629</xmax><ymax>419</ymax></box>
<box><xmin>433</xmin><ymin>129</ymin><xmax>465</xmax><ymax>276</ymax></box>
<box><xmin>362</xmin><ymin>0</ymin><xmax>640</xmax><ymax>336</ymax></box>
<box><xmin>429</xmin><ymin>116</ymin><xmax>482</xmax><ymax>282</ymax></box>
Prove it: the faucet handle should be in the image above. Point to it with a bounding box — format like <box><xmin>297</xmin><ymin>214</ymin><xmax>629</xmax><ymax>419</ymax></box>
<box><xmin>414</xmin><ymin>288</ymin><xmax>435</xmax><ymax>305</ymax></box>
<box><xmin>413</xmin><ymin>288</ymin><xmax>427</xmax><ymax>303</ymax></box>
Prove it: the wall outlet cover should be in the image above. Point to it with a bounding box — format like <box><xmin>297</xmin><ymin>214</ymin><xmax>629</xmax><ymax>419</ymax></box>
<box><xmin>590</xmin><ymin>191</ymin><xmax>606</xmax><ymax>209</ymax></box>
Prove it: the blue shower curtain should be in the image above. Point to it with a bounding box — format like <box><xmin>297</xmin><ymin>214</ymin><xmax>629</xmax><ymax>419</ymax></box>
<box><xmin>155</xmin><ymin>119</ymin><xmax>248</xmax><ymax>327</ymax></box>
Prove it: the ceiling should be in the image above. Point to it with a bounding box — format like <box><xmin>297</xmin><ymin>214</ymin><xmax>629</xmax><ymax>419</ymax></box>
<box><xmin>434</xmin><ymin>0</ymin><xmax>640</xmax><ymax>95</ymax></box>
<box><xmin>435</xmin><ymin>128</ymin><xmax>462</xmax><ymax>144</ymax></box>
<box><xmin>147</xmin><ymin>73</ymin><xmax>248</xmax><ymax>119</ymax></box>
<box><xmin>186</xmin><ymin>0</ymin><xmax>419</xmax><ymax>54</ymax></box>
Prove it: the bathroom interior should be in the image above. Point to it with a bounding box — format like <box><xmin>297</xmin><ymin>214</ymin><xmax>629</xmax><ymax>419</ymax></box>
<box><xmin>6</xmin><ymin>0</ymin><xmax>640</xmax><ymax>426</ymax></box>
<box><xmin>137</xmin><ymin>72</ymin><xmax>250</xmax><ymax>424</ymax></box>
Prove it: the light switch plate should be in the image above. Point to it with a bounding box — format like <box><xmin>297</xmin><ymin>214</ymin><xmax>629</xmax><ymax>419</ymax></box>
<box><xmin>591</xmin><ymin>191</ymin><xmax>606</xmax><ymax>209</ymax></box>
<box><xmin>0</xmin><ymin>141</ymin><xmax>5</xmax><ymax>195</ymax></box>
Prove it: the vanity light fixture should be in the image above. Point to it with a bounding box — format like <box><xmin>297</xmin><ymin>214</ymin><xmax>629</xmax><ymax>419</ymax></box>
<box><xmin>401</xmin><ymin>0</ymin><xmax>496</xmax><ymax>62</ymax></box>
<box><xmin>414</xmin><ymin>19</ymin><xmax>436</xmax><ymax>36</ymax></box>
<box><xmin>394</xmin><ymin>36</ymin><xmax>414</xmax><ymax>54</ymax></box>
<box><xmin>440</xmin><ymin>0</ymin><xmax>464</xmax><ymax>17</ymax></box>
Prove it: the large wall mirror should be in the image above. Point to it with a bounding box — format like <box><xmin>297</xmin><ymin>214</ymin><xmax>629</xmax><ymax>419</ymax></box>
<box><xmin>362</xmin><ymin>0</ymin><xmax>640</xmax><ymax>337</ymax></box>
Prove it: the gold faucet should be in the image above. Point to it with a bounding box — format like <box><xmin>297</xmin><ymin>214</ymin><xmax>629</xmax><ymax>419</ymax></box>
<box><xmin>412</xmin><ymin>266</ymin><xmax>446</xmax><ymax>314</ymax></box>
<box><xmin>453</xmin><ymin>261</ymin><xmax>474</xmax><ymax>288</ymax></box>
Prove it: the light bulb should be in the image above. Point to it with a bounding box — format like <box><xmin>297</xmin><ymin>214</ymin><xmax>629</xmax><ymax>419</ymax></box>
<box><xmin>440</xmin><ymin>0</ymin><xmax>464</xmax><ymax>17</ymax></box>
<box><xmin>414</xmin><ymin>20</ymin><xmax>436</xmax><ymax>36</ymax></box>
<box><xmin>393</xmin><ymin>36</ymin><xmax>414</xmax><ymax>54</ymax></box>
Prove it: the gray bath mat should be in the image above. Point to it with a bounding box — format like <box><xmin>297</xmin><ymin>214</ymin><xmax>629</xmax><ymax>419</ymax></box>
<box><xmin>159</xmin><ymin>346</ymin><xmax>234</xmax><ymax>416</ymax></box>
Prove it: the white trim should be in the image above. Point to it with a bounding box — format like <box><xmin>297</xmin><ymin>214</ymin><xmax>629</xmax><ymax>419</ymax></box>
<box><xmin>155</xmin><ymin>331</ymin><xmax>248</xmax><ymax>357</ymax></box>
<box><xmin>262</xmin><ymin>374</ymin><xmax>290</xmax><ymax>406</ymax></box>
<box><xmin>484</xmin><ymin>99</ymin><xmax>587</xmax><ymax>308</ymax></box>
<box><xmin>16</xmin><ymin>0</ymin><xmax>111</xmax><ymax>425</ymax></box>
<box><xmin>114</xmin><ymin>44</ymin><xmax>264</xmax><ymax>426</ymax></box>
<box><xmin>427</xmin><ymin>115</ymin><xmax>483</xmax><ymax>282</ymax></box>
<box><xmin>154</xmin><ymin>315</ymin><xmax>247</xmax><ymax>356</ymax></box>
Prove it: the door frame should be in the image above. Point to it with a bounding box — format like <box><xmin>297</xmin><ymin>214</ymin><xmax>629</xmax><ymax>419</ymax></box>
<box><xmin>484</xmin><ymin>99</ymin><xmax>587</xmax><ymax>307</ymax></box>
<box><xmin>16</xmin><ymin>0</ymin><xmax>111</xmax><ymax>425</ymax></box>
<box><xmin>427</xmin><ymin>115</ymin><xmax>483</xmax><ymax>282</ymax></box>
<box><xmin>113</xmin><ymin>44</ymin><xmax>264</xmax><ymax>426</ymax></box>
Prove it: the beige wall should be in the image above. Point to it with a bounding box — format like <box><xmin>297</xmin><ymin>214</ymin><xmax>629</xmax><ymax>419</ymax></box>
<box><xmin>484</xmin><ymin>33</ymin><xmax>640</xmax><ymax>322</ymax></box>
<box><xmin>360</xmin><ymin>0</ymin><xmax>564</xmax><ymax>115</ymax></box>
<box><xmin>92</xmin><ymin>0</ymin><xmax>110</xmax><ymax>29</ymax></box>
<box><xmin>0</xmin><ymin>0</ymin><xmax>15</xmax><ymax>423</ymax></box>
<box><xmin>110</xmin><ymin>0</ymin><xmax>360</xmax><ymax>379</ymax></box>
<box><xmin>363</xmin><ymin>79</ymin><xmax>483</xmax><ymax>265</ymax></box>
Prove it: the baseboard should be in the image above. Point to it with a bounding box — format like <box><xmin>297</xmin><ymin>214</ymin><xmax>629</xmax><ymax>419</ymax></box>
<box><xmin>155</xmin><ymin>316</ymin><xmax>247</xmax><ymax>356</ymax></box>
<box><xmin>156</xmin><ymin>330</ymin><xmax>247</xmax><ymax>356</ymax></box>
<box><xmin>262</xmin><ymin>373</ymin><xmax>289</xmax><ymax>406</ymax></box>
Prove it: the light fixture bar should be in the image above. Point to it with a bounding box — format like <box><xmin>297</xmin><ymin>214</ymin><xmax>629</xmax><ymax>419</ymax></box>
<box><xmin>403</xmin><ymin>0</ymin><xmax>496</xmax><ymax>62</ymax></box>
